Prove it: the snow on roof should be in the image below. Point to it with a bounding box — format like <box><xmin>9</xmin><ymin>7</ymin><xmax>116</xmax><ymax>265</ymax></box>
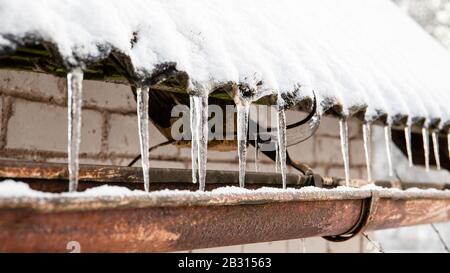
<box><xmin>1</xmin><ymin>0</ymin><xmax>450</xmax><ymax>126</ymax></box>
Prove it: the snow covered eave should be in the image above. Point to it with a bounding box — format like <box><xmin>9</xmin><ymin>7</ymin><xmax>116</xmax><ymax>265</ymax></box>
<box><xmin>3</xmin><ymin>0</ymin><xmax>450</xmax><ymax>132</ymax></box>
<box><xmin>0</xmin><ymin>40</ymin><xmax>444</xmax><ymax>133</ymax></box>
<box><xmin>0</xmin><ymin>39</ymin><xmax>319</xmax><ymax>113</ymax></box>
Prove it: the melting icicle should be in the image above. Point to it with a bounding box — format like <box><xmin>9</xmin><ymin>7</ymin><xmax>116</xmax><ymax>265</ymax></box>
<box><xmin>190</xmin><ymin>95</ymin><xmax>209</xmax><ymax>191</ymax></box>
<box><xmin>237</xmin><ymin>101</ymin><xmax>250</xmax><ymax>188</ymax></box>
<box><xmin>405</xmin><ymin>126</ymin><xmax>413</xmax><ymax>167</ymax></box>
<box><xmin>67</xmin><ymin>68</ymin><xmax>83</xmax><ymax>192</ymax></box>
<box><xmin>197</xmin><ymin>96</ymin><xmax>209</xmax><ymax>191</ymax></box>
<box><xmin>432</xmin><ymin>130</ymin><xmax>441</xmax><ymax>170</ymax></box>
<box><xmin>136</xmin><ymin>86</ymin><xmax>150</xmax><ymax>192</ymax></box>
<box><xmin>422</xmin><ymin>127</ymin><xmax>430</xmax><ymax>172</ymax></box>
<box><xmin>339</xmin><ymin>118</ymin><xmax>350</xmax><ymax>186</ymax></box>
<box><xmin>254</xmin><ymin>106</ymin><xmax>259</xmax><ymax>173</ymax></box>
<box><xmin>362</xmin><ymin>123</ymin><xmax>372</xmax><ymax>182</ymax></box>
<box><xmin>190</xmin><ymin>96</ymin><xmax>198</xmax><ymax>184</ymax></box>
<box><xmin>384</xmin><ymin>125</ymin><xmax>394</xmax><ymax>177</ymax></box>
<box><xmin>234</xmin><ymin>85</ymin><xmax>268</xmax><ymax>187</ymax></box>
<box><xmin>277</xmin><ymin>106</ymin><xmax>287</xmax><ymax>189</ymax></box>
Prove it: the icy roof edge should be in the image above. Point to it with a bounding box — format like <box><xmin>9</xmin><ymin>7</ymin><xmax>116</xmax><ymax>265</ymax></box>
<box><xmin>0</xmin><ymin>37</ymin><xmax>446</xmax><ymax>132</ymax></box>
<box><xmin>2</xmin><ymin>0</ymin><xmax>450</xmax><ymax>130</ymax></box>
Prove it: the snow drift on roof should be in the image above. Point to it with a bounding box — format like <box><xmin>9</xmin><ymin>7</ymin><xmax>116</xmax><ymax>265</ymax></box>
<box><xmin>1</xmin><ymin>0</ymin><xmax>450</xmax><ymax>126</ymax></box>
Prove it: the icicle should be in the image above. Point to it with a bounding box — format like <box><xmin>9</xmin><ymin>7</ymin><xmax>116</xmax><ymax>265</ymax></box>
<box><xmin>339</xmin><ymin>118</ymin><xmax>350</xmax><ymax>186</ymax></box>
<box><xmin>189</xmin><ymin>96</ymin><xmax>198</xmax><ymax>184</ymax></box>
<box><xmin>277</xmin><ymin>106</ymin><xmax>287</xmax><ymax>189</ymax></box>
<box><xmin>384</xmin><ymin>125</ymin><xmax>394</xmax><ymax>177</ymax></box>
<box><xmin>190</xmin><ymin>95</ymin><xmax>209</xmax><ymax>191</ymax></box>
<box><xmin>197</xmin><ymin>96</ymin><xmax>209</xmax><ymax>191</ymax></box>
<box><xmin>254</xmin><ymin>105</ymin><xmax>259</xmax><ymax>172</ymax></box>
<box><xmin>136</xmin><ymin>86</ymin><xmax>150</xmax><ymax>192</ymax></box>
<box><xmin>432</xmin><ymin>130</ymin><xmax>441</xmax><ymax>170</ymax></box>
<box><xmin>67</xmin><ymin>68</ymin><xmax>83</xmax><ymax>192</ymax></box>
<box><xmin>234</xmin><ymin>84</ymin><xmax>265</xmax><ymax>188</ymax></box>
<box><xmin>362</xmin><ymin>123</ymin><xmax>372</xmax><ymax>182</ymax></box>
<box><xmin>422</xmin><ymin>127</ymin><xmax>430</xmax><ymax>172</ymax></box>
<box><xmin>237</xmin><ymin>101</ymin><xmax>250</xmax><ymax>188</ymax></box>
<box><xmin>404</xmin><ymin>125</ymin><xmax>413</xmax><ymax>167</ymax></box>
<box><xmin>254</xmin><ymin>133</ymin><xmax>259</xmax><ymax>172</ymax></box>
<box><xmin>275</xmin><ymin>142</ymin><xmax>279</xmax><ymax>172</ymax></box>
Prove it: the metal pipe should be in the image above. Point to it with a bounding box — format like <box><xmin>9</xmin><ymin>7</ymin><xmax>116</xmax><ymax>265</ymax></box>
<box><xmin>0</xmin><ymin>188</ymin><xmax>449</xmax><ymax>252</ymax></box>
<box><xmin>0</xmin><ymin>198</ymin><xmax>362</xmax><ymax>252</ymax></box>
<box><xmin>0</xmin><ymin>160</ymin><xmax>449</xmax><ymax>252</ymax></box>
<box><xmin>0</xmin><ymin>160</ymin><xmax>449</xmax><ymax>191</ymax></box>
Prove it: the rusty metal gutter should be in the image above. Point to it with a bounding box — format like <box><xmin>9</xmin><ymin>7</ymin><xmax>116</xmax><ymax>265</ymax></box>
<box><xmin>0</xmin><ymin>160</ymin><xmax>449</xmax><ymax>252</ymax></box>
<box><xmin>0</xmin><ymin>160</ymin><xmax>449</xmax><ymax>192</ymax></box>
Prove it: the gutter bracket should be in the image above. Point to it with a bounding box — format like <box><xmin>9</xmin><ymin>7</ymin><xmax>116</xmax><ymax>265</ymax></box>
<box><xmin>322</xmin><ymin>190</ymin><xmax>380</xmax><ymax>242</ymax></box>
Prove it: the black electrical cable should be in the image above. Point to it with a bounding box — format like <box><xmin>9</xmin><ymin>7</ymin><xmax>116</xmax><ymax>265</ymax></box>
<box><xmin>127</xmin><ymin>140</ymin><xmax>175</xmax><ymax>167</ymax></box>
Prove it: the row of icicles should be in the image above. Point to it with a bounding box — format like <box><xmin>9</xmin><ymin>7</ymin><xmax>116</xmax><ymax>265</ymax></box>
<box><xmin>67</xmin><ymin>67</ymin><xmax>287</xmax><ymax>192</ymax></box>
<box><xmin>343</xmin><ymin>118</ymin><xmax>445</xmax><ymax>186</ymax></box>
<box><xmin>67</xmin><ymin>69</ymin><xmax>446</xmax><ymax>192</ymax></box>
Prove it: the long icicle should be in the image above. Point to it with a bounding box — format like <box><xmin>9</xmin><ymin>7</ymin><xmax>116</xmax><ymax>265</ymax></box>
<box><xmin>237</xmin><ymin>101</ymin><xmax>250</xmax><ymax>188</ymax></box>
<box><xmin>432</xmin><ymin>130</ymin><xmax>441</xmax><ymax>170</ymax></box>
<box><xmin>189</xmin><ymin>95</ymin><xmax>198</xmax><ymax>184</ymax></box>
<box><xmin>254</xmin><ymin>105</ymin><xmax>259</xmax><ymax>172</ymax></box>
<box><xmin>194</xmin><ymin>95</ymin><xmax>209</xmax><ymax>191</ymax></box>
<box><xmin>422</xmin><ymin>127</ymin><xmax>430</xmax><ymax>172</ymax></box>
<box><xmin>277</xmin><ymin>106</ymin><xmax>287</xmax><ymax>189</ymax></box>
<box><xmin>67</xmin><ymin>68</ymin><xmax>84</xmax><ymax>192</ymax></box>
<box><xmin>405</xmin><ymin>125</ymin><xmax>413</xmax><ymax>167</ymax></box>
<box><xmin>362</xmin><ymin>123</ymin><xmax>372</xmax><ymax>182</ymax></box>
<box><xmin>136</xmin><ymin>86</ymin><xmax>150</xmax><ymax>192</ymax></box>
<box><xmin>339</xmin><ymin>118</ymin><xmax>350</xmax><ymax>186</ymax></box>
<box><xmin>384</xmin><ymin>124</ymin><xmax>394</xmax><ymax>177</ymax></box>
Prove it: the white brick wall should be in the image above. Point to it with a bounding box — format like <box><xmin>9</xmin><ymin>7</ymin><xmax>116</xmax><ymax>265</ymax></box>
<box><xmin>350</xmin><ymin>138</ymin><xmax>367</xmax><ymax>166</ymax></box>
<box><xmin>0</xmin><ymin>70</ymin><xmax>66</xmax><ymax>103</ymax></box>
<box><xmin>107</xmin><ymin>113</ymin><xmax>139</xmax><ymax>155</ymax></box>
<box><xmin>6</xmin><ymin>100</ymin><xmax>103</xmax><ymax>154</ymax></box>
<box><xmin>82</xmin><ymin>79</ymin><xmax>136</xmax><ymax>112</ymax></box>
<box><xmin>315</xmin><ymin>137</ymin><xmax>344</xmax><ymax>165</ymax></box>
